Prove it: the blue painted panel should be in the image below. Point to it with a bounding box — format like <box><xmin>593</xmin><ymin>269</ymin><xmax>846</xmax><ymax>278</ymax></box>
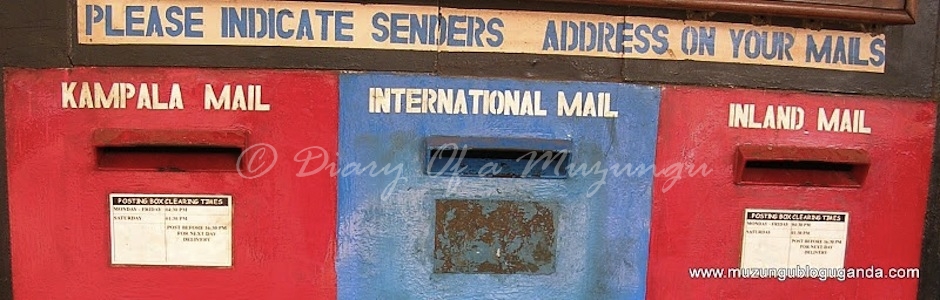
<box><xmin>337</xmin><ymin>72</ymin><xmax>660</xmax><ymax>299</ymax></box>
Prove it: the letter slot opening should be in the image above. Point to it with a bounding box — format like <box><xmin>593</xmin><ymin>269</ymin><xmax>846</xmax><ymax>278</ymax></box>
<box><xmin>734</xmin><ymin>145</ymin><xmax>870</xmax><ymax>188</ymax></box>
<box><xmin>93</xmin><ymin>129</ymin><xmax>248</xmax><ymax>172</ymax></box>
<box><xmin>425</xmin><ymin>136</ymin><xmax>572</xmax><ymax>179</ymax></box>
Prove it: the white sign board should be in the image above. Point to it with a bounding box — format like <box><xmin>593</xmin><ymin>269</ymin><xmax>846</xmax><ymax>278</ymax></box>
<box><xmin>75</xmin><ymin>0</ymin><xmax>887</xmax><ymax>73</ymax></box>
<box><xmin>741</xmin><ymin>209</ymin><xmax>848</xmax><ymax>269</ymax></box>
<box><xmin>110</xmin><ymin>193</ymin><xmax>232</xmax><ymax>267</ymax></box>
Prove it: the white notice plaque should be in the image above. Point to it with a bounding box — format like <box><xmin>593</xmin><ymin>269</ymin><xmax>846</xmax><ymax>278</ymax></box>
<box><xmin>110</xmin><ymin>193</ymin><xmax>232</xmax><ymax>267</ymax></box>
<box><xmin>741</xmin><ymin>209</ymin><xmax>848</xmax><ymax>269</ymax></box>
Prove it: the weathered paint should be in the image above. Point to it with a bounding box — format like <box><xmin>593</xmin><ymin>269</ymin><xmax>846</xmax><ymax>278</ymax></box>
<box><xmin>0</xmin><ymin>70</ymin><xmax>11</xmax><ymax>300</ymax></box>
<box><xmin>0</xmin><ymin>0</ymin><xmax>939</xmax><ymax>299</ymax></box>
<box><xmin>434</xmin><ymin>199</ymin><xmax>556</xmax><ymax>274</ymax></box>
<box><xmin>3</xmin><ymin>68</ymin><xmax>338</xmax><ymax>299</ymax></box>
<box><xmin>919</xmin><ymin>101</ymin><xmax>940</xmax><ymax>300</ymax></box>
<box><xmin>74</xmin><ymin>0</ymin><xmax>887</xmax><ymax>73</ymax></box>
<box><xmin>2</xmin><ymin>0</ymin><xmax>936</xmax><ymax>97</ymax></box>
<box><xmin>0</xmin><ymin>0</ymin><xmax>71</xmax><ymax>68</ymax></box>
<box><xmin>618</xmin><ymin>0</ymin><xmax>939</xmax><ymax>99</ymax></box>
<box><xmin>337</xmin><ymin>72</ymin><xmax>660</xmax><ymax>299</ymax></box>
<box><xmin>648</xmin><ymin>86</ymin><xmax>936</xmax><ymax>299</ymax></box>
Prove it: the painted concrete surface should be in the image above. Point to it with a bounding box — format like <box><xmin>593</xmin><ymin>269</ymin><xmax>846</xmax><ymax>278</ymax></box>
<box><xmin>3</xmin><ymin>68</ymin><xmax>339</xmax><ymax>299</ymax></box>
<box><xmin>337</xmin><ymin>72</ymin><xmax>660</xmax><ymax>299</ymax></box>
<box><xmin>648</xmin><ymin>86</ymin><xmax>936</xmax><ymax>299</ymax></box>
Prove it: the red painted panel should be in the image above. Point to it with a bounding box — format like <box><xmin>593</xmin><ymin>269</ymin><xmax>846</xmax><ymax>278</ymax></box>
<box><xmin>4</xmin><ymin>68</ymin><xmax>338</xmax><ymax>299</ymax></box>
<box><xmin>648</xmin><ymin>86</ymin><xmax>936</xmax><ymax>299</ymax></box>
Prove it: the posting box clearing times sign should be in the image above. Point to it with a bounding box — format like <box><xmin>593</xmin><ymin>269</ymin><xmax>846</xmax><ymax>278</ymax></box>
<box><xmin>741</xmin><ymin>209</ymin><xmax>849</xmax><ymax>270</ymax></box>
<box><xmin>77</xmin><ymin>0</ymin><xmax>886</xmax><ymax>73</ymax></box>
<box><xmin>110</xmin><ymin>193</ymin><xmax>233</xmax><ymax>267</ymax></box>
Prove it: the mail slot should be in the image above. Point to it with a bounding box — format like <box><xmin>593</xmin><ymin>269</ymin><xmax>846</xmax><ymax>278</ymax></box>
<box><xmin>733</xmin><ymin>145</ymin><xmax>871</xmax><ymax>188</ymax></box>
<box><xmin>94</xmin><ymin>129</ymin><xmax>249</xmax><ymax>172</ymax></box>
<box><xmin>3</xmin><ymin>68</ymin><xmax>339</xmax><ymax>299</ymax></box>
<box><xmin>425</xmin><ymin>136</ymin><xmax>572</xmax><ymax>179</ymax></box>
<box><xmin>337</xmin><ymin>72</ymin><xmax>661</xmax><ymax>298</ymax></box>
<box><xmin>646</xmin><ymin>86</ymin><xmax>936</xmax><ymax>299</ymax></box>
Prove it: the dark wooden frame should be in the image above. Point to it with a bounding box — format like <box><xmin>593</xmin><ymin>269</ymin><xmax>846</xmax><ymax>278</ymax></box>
<box><xmin>546</xmin><ymin>0</ymin><xmax>918</xmax><ymax>24</ymax></box>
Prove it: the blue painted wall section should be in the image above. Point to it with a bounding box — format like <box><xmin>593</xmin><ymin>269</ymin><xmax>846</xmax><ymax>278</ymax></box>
<box><xmin>337</xmin><ymin>72</ymin><xmax>661</xmax><ymax>299</ymax></box>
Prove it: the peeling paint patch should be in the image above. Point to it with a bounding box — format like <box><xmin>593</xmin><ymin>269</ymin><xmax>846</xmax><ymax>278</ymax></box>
<box><xmin>434</xmin><ymin>199</ymin><xmax>555</xmax><ymax>274</ymax></box>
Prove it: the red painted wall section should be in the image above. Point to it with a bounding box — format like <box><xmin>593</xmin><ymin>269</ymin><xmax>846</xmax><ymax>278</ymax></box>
<box><xmin>648</xmin><ymin>86</ymin><xmax>936</xmax><ymax>299</ymax></box>
<box><xmin>3</xmin><ymin>68</ymin><xmax>338</xmax><ymax>299</ymax></box>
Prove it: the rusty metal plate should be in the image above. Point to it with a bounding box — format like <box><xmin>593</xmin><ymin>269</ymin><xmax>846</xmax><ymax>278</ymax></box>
<box><xmin>434</xmin><ymin>199</ymin><xmax>556</xmax><ymax>274</ymax></box>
